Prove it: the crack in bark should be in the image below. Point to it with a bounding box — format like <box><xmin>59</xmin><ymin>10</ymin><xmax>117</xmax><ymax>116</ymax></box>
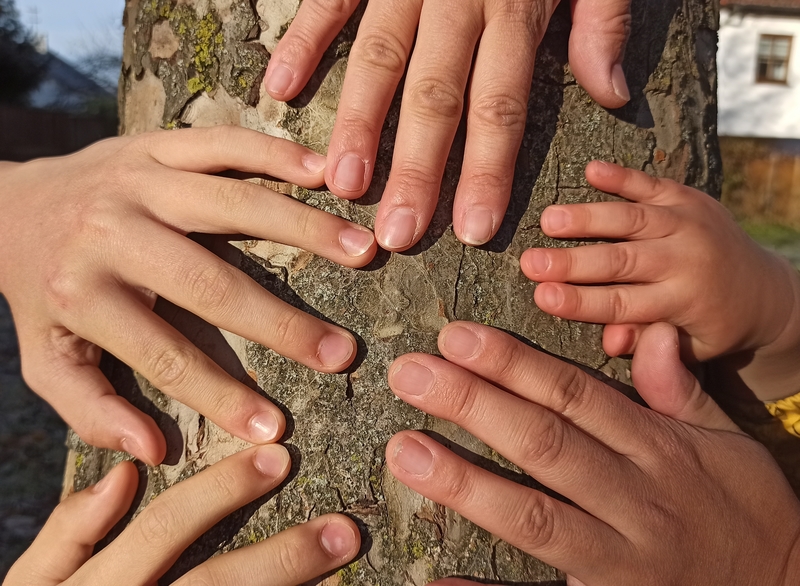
<box><xmin>452</xmin><ymin>243</ymin><xmax>466</xmax><ymax>321</ymax></box>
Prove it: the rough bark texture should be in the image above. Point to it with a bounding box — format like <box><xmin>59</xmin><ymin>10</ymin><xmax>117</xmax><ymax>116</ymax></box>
<box><xmin>63</xmin><ymin>0</ymin><xmax>723</xmax><ymax>583</ymax></box>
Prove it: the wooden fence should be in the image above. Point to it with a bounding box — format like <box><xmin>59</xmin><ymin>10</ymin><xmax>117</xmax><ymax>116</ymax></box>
<box><xmin>0</xmin><ymin>104</ymin><xmax>116</xmax><ymax>162</ymax></box>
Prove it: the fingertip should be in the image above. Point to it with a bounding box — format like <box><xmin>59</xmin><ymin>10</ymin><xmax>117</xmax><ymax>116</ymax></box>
<box><xmin>252</xmin><ymin>444</ymin><xmax>292</xmax><ymax>480</ymax></box>
<box><xmin>520</xmin><ymin>249</ymin><xmax>551</xmax><ymax>280</ymax></box>
<box><xmin>610</xmin><ymin>62</ymin><xmax>631</xmax><ymax>103</ymax></box>
<box><xmin>533</xmin><ymin>282</ymin><xmax>566</xmax><ymax>313</ymax></box>
<box><xmin>316</xmin><ymin>330</ymin><xmax>357</xmax><ymax>371</ymax></box>
<box><xmin>602</xmin><ymin>324</ymin><xmax>640</xmax><ymax>356</ymax></box>
<box><xmin>456</xmin><ymin>206</ymin><xmax>497</xmax><ymax>247</ymax></box>
<box><xmin>540</xmin><ymin>206</ymin><xmax>569</xmax><ymax>235</ymax></box>
<box><xmin>318</xmin><ymin>514</ymin><xmax>361</xmax><ymax>560</ymax></box>
<box><xmin>339</xmin><ymin>225</ymin><xmax>377</xmax><ymax>263</ymax></box>
<box><xmin>264</xmin><ymin>60</ymin><xmax>298</xmax><ymax>101</ymax></box>
<box><xmin>301</xmin><ymin>152</ymin><xmax>328</xmax><ymax>179</ymax></box>
<box><xmin>327</xmin><ymin>153</ymin><xmax>370</xmax><ymax>199</ymax></box>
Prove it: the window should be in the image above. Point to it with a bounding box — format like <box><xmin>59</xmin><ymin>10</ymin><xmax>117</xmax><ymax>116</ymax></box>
<box><xmin>757</xmin><ymin>34</ymin><xmax>792</xmax><ymax>84</ymax></box>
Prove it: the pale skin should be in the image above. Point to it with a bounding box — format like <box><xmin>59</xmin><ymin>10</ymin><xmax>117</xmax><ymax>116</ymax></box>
<box><xmin>266</xmin><ymin>0</ymin><xmax>633</xmax><ymax>250</ymax></box>
<box><xmin>0</xmin><ymin>125</ymin><xmax>378</xmax><ymax>465</ymax></box>
<box><xmin>387</xmin><ymin>322</ymin><xmax>800</xmax><ymax>585</ymax></box>
<box><xmin>11</xmin><ymin>323</ymin><xmax>800</xmax><ymax>584</ymax></box>
<box><xmin>3</xmin><ymin>445</ymin><xmax>361</xmax><ymax>586</ymax></box>
<box><xmin>519</xmin><ymin>161</ymin><xmax>800</xmax><ymax>401</ymax></box>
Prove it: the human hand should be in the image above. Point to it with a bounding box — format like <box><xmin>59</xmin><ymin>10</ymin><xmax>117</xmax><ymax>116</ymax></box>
<box><xmin>4</xmin><ymin>445</ymin><xmax>360</xmax><ymax>586</ymax></box>
<box><xmin>0</xmin><ymin>126</ymin><xmax>377</xmax><ymax>465</ymax></box>
<box><xmin>519</xmin><ymin>161</ymin><xmax>800</xmax><ymax>391</ymax></box>
<box><xmin>265</xmin><ymin>0</ymin><xmax>632</xmax><ymax>250</ymax></box>
<box><xmin>386</xmin><ymin>322</ymin><xmax>800</xmax><ymax>585</ymax></box>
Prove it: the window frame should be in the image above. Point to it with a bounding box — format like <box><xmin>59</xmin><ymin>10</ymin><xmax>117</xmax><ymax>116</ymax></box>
<box><xmin>756</xmin><ymin>33</ymin><xmax>793</xmax><ymax>85</ymax></box>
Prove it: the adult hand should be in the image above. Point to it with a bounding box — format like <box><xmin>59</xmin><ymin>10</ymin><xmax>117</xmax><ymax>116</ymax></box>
<box><xmin>386</xmin><ymin>322</ymin><xmax>800</xmax><ymax>584</ymax></box>
<box><xmin>4</xmin><ymin>445</ymin><xmax>360</xmax><ymax>586</ymax></box>
<box><xmin>266</xmin><ymin>0</ymin><xmax>632</xmax><ymax>250</ymax></box>
<box><xmin>0</xmin><ymin>126</ymin><xmax>377</xmax><ymax>465</ymax></box>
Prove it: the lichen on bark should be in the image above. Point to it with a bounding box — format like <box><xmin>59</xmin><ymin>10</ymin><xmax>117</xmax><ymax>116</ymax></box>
<box><xmin>70</xmin><ymin>0</ymin><xmax>723</xmax><ymax>584</ymax></box>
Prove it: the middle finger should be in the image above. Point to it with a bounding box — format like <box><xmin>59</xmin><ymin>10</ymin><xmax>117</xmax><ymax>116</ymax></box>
<box><xmin>374</xmin><ymin>0</ymin><xmax>484</xmax><ymax>251</ymax></box>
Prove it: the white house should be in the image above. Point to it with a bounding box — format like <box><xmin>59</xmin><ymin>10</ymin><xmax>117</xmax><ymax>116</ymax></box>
<box><xmin>718</xmin><ymin>0</ymin><xmax>800</xmax><ymax>140</ymax></box>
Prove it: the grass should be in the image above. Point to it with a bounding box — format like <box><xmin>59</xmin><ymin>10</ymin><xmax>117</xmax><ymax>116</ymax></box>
<box><xmin>739</xmin><ymin>220</ymin><xmax>800</xmax><ymax>248</ymax></box>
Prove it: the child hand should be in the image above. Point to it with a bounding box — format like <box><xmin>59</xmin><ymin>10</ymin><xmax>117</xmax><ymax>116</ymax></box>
<box><xmin>3</xmin><ymin>446</ymin><xmax>360</xmax><ymax>586</ymax></box>
<box><xmin>264</xmin><ymin>0</ymin><xmax>632</xmax><ymax>250</ymax></box>
<box><xmin>0</xmin><ymin>126</ymin><xmax>377</xmax><ymax>465</ymax></box>
<box><xmin>520</xmin><ymin>161</ymin><xmax>800</xmax><ymax>378</ymax></box>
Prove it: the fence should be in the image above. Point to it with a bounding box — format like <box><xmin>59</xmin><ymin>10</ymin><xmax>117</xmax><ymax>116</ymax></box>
<box><xmin>0</xmin><ymin>104</ymin><xmax>116</xmax><ymax>162</ymax></box>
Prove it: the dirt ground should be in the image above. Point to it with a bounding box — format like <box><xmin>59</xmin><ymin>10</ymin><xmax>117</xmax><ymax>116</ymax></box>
<box><xmin>0</xmin><ymin>295</ymin><xmax>67</xmax><ymax>578</ymax></box>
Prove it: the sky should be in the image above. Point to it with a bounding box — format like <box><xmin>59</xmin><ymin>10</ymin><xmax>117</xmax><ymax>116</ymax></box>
<box><xmin>14</xmin><ymin>0</ymin><xmax>125</xmax><ymax>61</ymax></box>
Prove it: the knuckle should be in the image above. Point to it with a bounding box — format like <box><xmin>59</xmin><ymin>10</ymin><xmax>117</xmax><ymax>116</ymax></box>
<box><xmin>136</xmin><ymin>500</ymin><xmax>179</xmax><ymax>546</ymax></box>
<box><xmin>626</xmin><ymin>205</ymin><xmax>649</xmax><ymax>237</ymax></box>
<box><xmin>546</xmin><ymin>366</ymin><xmax>589</xmax><ymax>416</ymax></box>
<box><xmin>486</xmin><ymin>338</ymin><xmax>527</xmax><ymax>383</ymax></box>
<box><xmin>610</xmin><ymin>244</ymin><xmax>637</xmax><ymax>282</ymax></box>
<box><xmin>148</xmin><ymin>342</ymin><xmax>197</xmax><ymax>390</ymax></box>
<box><xmin>449</xmin><ymin>377</ymin><xmax>482</xmax><ymax>425</ymax></box>
<box><xmin>406</xmin><ymin>77</ymin><xmax>464</xmax><ymax>122</ymax></box>
<box><xmin>470</xmin><ymin>93</ymin><xmax>527</xmax><ymax>131</ymax></box>
<box><xmin>517</xmin><ymin>414</ymin><xmax>565</xmax><ymax>470</ymax></box>
<box><xmin>356</xmin><ymin>32</ymin><xmax>407</xmax><ymax>77</ymax></box>
<box><xmin>308</xmin><ymin>0</ymin><xmax>356</xmax><ymax>18</ymax></box>
<box><xmin>609</xmin><ymin>286</ymin><xmax>631</xmax><ymax>321</ymax></box>
<box><xmin>43</xmin><ymin>266</ymin><xmax>85</xmax><ymax>312</ymax></box>
<box><xmin>186</xmin><ymin>263</ymin><xmax>238</xmax><ymax>315</ymax></box>
<box><xmin>272</xmin><ymin>538</ymin><xmax>309</xmax><ymax>579</ymax></box>
<box><xmin>437</xmin><ymin>461</ymin><xmax>476</xmax><ymax>509</ymax></box>
<box><xmin>214</xmin><ymin>179</ymin><xmax>254</xmax><ymax>217</ymax></box>
<box><xmin>512</xmin><ymin>496</ymin><xmax>557</xmax><ymax>552</ymax></box>
<box><xmin>207</xmin><ymin>467</ymin><xmax>240</xmax><ymax>503</ymax></box>
<box><xmin>392</xmin><ymin>164</ymin><xmax>441</xmax><ymax>196</ymax></box>
<box><xmin>463</xmin><ymin>169</ymin><xmax>510</xmax><ymax>194</ymax></box>
<box><xmin>181</xmin><ymin>567</ymin><xmax>223</xmax><ymax>586</ymax></box>
<box><xmin>74</xmin><ymin>201</ymin><xmax>123</xmax><ymax>241</ymax></box>
<box><xmin>271</xmin><ymin>309</ymin><xmax>304</xmax><ymax>350</ymax></box>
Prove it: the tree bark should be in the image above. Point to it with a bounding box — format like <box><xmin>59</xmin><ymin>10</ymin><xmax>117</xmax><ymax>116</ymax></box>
<box><xmin>63</xmin><ymin>0</ymin><xmax>721</xmax><ymax>583</ymax></box>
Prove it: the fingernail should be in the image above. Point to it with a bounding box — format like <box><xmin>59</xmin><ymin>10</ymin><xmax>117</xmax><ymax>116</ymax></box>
<box><xmin>441</xmin><ymin>325</ymin><xmax>481</xmax><ymax>359</ymax></box>
<box><xmin>611</xmin><ymin>63</ymin><xmax>630</xmax><ymax>103</ymax></box>
<box><xmin>253</xmin><ymin>445</ymin><xmax>290</xmax><ymax>478</ymax></box>
<box><xmin>340</xmin><ymin>226</ymin><xmax>375</xmax><ymax>257</ymax></box>
<box><xmin>391</xmin><ymin>362</ymin><xmax>434</xmax><ymax>396</ymax></box>
<box><xmin>333</xmin><ymin>153</ymin><xmax>366</xmax><ymax>193</ymax></box>
<box><xmin>542</xmin><ymin>207</ymin><xmax>568</xmax><ymax>232</ymax></box>
<box><xmin>540</xmin><ymin>285</ymin><xmax>565</xmax><ymax>309</ymax></box>
<box><xmin>393</xmin><ymin>437</ymin><xmax>433</xmax><ymax>476</ymax></box>
<box><xmin>592</xmin><ymin>160</ymin><xmax>615</xmax><ymax>178</ymax></box>
<box><xmin>529</xmin><ymin>250</ymin><xmax>550</xmax><ymax>275</ymax></box>
<box><xmin>266</xmin><ymin>63</ymin><xmax>294</xmax><ymax>97</ymax></box>
<box><xmin>250</xmin><ymin>411</ymin><xmax>281</xmax><ymax>443</ymax></box>
<box><xmin>320</xmin><ymin>522</ymin><xmax>357</xmax><ymax>558</ymax></box>
<box><xmin>120</xmin><ymin>436</ymin><xmax>148</xmax><ymax>463</ymax></box>
<box><xmin>302</xmin><ymin>153</ymin><xmax>327</xmax><ymax>174</ymax></box>
<box><xmin>461</xmin><ymin>207</ymin><xmax>495</xmax><ymax>246</ymax></box>
<box><xmin>378</xmin><ymin>207</ymin><xmax>417</xmax><ymax>250</ymax></box>
<box><xmin>318</xmin><ymin>333</ymin><xmax>355</xmax><ymax>368</ymax></box>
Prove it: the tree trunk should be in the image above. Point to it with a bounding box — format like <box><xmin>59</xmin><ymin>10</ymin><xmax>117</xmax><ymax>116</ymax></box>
<box><xmin>63</xmin><ymin>0</ymin><xmax>721</xmax><ymax>583</ymax></box>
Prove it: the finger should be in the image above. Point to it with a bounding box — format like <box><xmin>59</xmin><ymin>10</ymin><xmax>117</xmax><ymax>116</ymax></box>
<box><xmin>6</xmin><ymin>462</ymin><xmax>138</xmax><ymax>585</ymax></box>
<box><xmin>536</xmin><ymin>201</ymin><xmax>678</xmax><ymax>241</ymax></box>
<box><xmin>263</xmin><ymin>0</ymin><xmax>362</xmax><ymax>101</ymax></box>
<box><xmin>632</xmin><ymin>323</ymin><xmax>739</xmax><ymax>432</ymax></box>
<box><xmin>453</xmin><ymin>7</ymin><xmax>541</xmax><ymax>246</ymax></box>
<box><xmin>325</xmin><ymin>0</ymin><xmax>421</xmax><ymax>199</ymax></box>
<box><xmin>64</xmin><ymin>285</ymin><xmax>287</xmax><ymax>445</ymax></box>
<box><xmin>585</xmin><ymin>160</ymin><xmax>676</xmax><ymax>204</ymax></box>
<box><xmin>176</xmin><ymin>514</ymin><xmax>360</xmax><ymax>585</ymax></box>
<box><xmin>602</xmin><ymin>323</ymin><xmax>645</xmax><ymax>356</ymax></box>
<box><xmin>435</xmin><ymin>322</ymin><xmax>658</xmax><ymax>453</ymax></box>
<box><xmin>75</xmin><ymin>445</ymin><xmax>291</xmax><ymax>585</ymax></box>
<box><xmin>140</xmin><ymin>126</ymin><xmax>328</xmax><ymax>185</ymax></box>
<box><xmin>387</xmin><ymin>431</ymin><xmax>629</xmax><ymax>578</ymax></box>
<box><xmin>521</xmin><ymin>242</ymin><xmax>666</xmax><ymax>285</ymax></box>
<box><xmin>374</xmin><ymin>3</ymin><xmax>482</xmax><ymax>251</ymax></box>
<box><xmin>534</xmin><ymin>281</ymin><xmax>674</xmax><ymax>325</ymax></box>
<box><xmin>388</xmin><ymin>353</ymin><xmax>641</xmax><ymax>517</ymax></box>
<box><xmin>116</xmin><ymin>219</ymin><xmax>358</xmax><ymax>373</ymax></box>
<box><xmin>569</xmin><ymin>0</ymin><xmax>632</xmax><ymax>108</ymax></box>
<box><xmin>149</xmin><ymin>169</ymin><xmax>376</xmax><ymax>266</ymax></box>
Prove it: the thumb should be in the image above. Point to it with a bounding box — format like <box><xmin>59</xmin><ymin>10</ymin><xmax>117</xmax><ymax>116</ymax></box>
<box><xmin>4</xmin><ymin>462</ymin><xmax>139</xmax><ymax>585</ymax></box>
<box><xmin>569</xmin><ymin>0</ymin><xmax>632</xmax><ymax>108</ymax></box>
<box><xmin>632</xmin><ymin>323</ymin><xmax>739</xmax><ymax>432</ymax></box>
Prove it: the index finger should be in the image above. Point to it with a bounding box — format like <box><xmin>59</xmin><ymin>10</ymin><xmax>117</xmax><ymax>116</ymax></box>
<box><xmin>73</xmin><ymin>445</ymin><xmax>291</xmax><ymax>585</ymax></box>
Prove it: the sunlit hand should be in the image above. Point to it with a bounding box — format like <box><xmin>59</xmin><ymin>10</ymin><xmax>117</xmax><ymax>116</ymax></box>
<box><xmin>4</xmin><ymin>445</ymin><xmax>360</xmax><ymax>586</ymax></box>
<box><xmin>0</xmin><ymin>126</ymin><xmax>377</xmax><ymax>465</ymax></box>
<box><xmin>386</xmin><ymin>322</ymin><xmax>800</xmax><ymax>584</ymax></box>
<box><xmin>265</xmin><ymin>0</ymin><xmax>632</xmax><ymax>250</ymax></box>
<box><xmin>520</xmin><ymin>161</ymin><xmax>800</xmax><ymax>400</ymax></box>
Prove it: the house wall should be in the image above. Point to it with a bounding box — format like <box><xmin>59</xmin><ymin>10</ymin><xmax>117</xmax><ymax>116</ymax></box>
<box><xmin>718</xmin><ymin>8</ymin><xmax>800</xmax><ymax>139</ymax></box>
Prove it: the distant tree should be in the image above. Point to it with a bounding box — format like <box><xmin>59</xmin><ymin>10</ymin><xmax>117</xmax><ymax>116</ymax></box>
<box><xmin>0</xmin><ymin>0</ymin><xmax>45</xmax><ymax>104</ymax></box>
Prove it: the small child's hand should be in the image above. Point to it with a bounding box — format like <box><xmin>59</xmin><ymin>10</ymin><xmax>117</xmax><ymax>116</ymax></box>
<box><xmin>3</xmin><ymin>446</ymin><xmax>360</xmax><ymax>586</ymax></box>
<box><xmin>520</xmin><ymin>161</ymin><xmax>800</xmax><ymax>393</ymax></box>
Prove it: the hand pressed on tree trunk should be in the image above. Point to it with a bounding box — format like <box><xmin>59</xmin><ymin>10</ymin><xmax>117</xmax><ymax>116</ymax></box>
<box><xmin>265</xmin><ymin>0</ymin><xmax>632</xmax><ymax>250</ymax></box>
<box><xmin>0</xmin><ymin>125</ymin><xmax>378</xmax><ymax>466</ymax></box>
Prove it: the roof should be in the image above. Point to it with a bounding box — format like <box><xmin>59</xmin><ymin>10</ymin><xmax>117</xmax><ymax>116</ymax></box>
<box><xmin>721</xmin><ymin>0</ymin><xmax>800</xmax><ymax>12</ymax></box>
